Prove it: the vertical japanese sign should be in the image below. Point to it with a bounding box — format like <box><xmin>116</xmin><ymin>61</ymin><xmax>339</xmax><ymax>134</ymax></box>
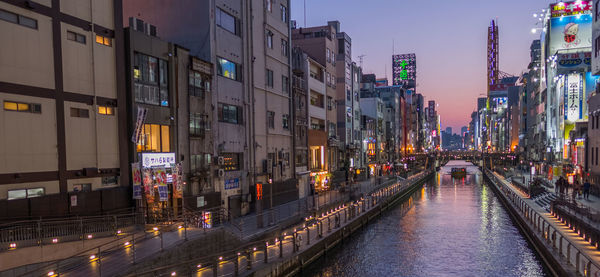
<box><xmin>131</xmin><ymin>106</ymin><xmax>148</xmax><ymax>143</ymax></box>
<box><xmin>564</xmin><ymin>73</ymin><xmax>583</xmax><ymax>122</ymax></box>
<box><xmin>154</xmin><ymin>167</ymin><xmax>168</xmax><ymax>201</ymax></box>
<box><xmin>143</xmin><ymin>168</ymin><xmax>154</xmax><ymax>203</ymax></box>
<box><xmin>132</xmin><ymin>163</ymin><xmax>142</xmax><ymax>199</ymax></box>
<box><xmin>172</xmin><ymin>163</ymin><xmax>183</xmax><ymax>198</ymax></box>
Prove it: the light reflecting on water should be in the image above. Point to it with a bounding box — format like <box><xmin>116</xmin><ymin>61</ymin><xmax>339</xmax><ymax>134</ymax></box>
<box><xmin>305</xmin><ymin>161</ymin><xmax>548</xmax><ymax>277</ymax></box>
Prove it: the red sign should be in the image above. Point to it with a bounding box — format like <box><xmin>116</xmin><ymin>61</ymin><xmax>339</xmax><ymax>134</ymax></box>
<box><xmin>550</xmin><ymin>1</ymin><xmax>592</xmax><ymax>18</ymax></box>
<box><xmin>489</xmin><ymin>83</ymin><xmax>514</xmax><ymax>91</ymax></box>
<box><xmin>256</xmin><ymin>183</ymin><xmax>263</xmax><ymax>200</ymax></box>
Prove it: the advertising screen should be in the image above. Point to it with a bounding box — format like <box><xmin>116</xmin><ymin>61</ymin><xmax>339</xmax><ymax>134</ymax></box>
<box><xmin>550</xmin><ymin>1</ymin><xmax>592</xmax><ymax>18</ymax></box>
<box><xmin>549</xmin><ymin>14</ymin><xmax>592</xmax><ymax>55</ymax></box>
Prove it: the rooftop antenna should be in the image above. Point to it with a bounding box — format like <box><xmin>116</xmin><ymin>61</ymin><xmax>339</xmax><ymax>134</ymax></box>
<box><xmin>304</xmin><ymin>0</ymin><xmax>306</xmax><ymax>27</ymax></box>
<box><xmin>358</xmin><ymin>54</ymin><xmax>366</xmax><ymax>68</ymax></box>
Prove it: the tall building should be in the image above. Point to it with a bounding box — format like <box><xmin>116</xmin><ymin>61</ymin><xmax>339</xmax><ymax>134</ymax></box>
<box><xmin>334</xmin><ymin>22</ymin><xmax>361</xmax><ymax>182</ymax></box>
<box><xmin>291</xmin><ymin>47</ymin><xmax>310</xmax><ymax>201</ymax></box>
<box><xmin>292</xmin><ymin>21</ymin><xmax>341</xmax><ymax>189</ymax></box>
<box><xmin>487</xmin><ymin>20</ymin><xmax>499</xmax><ymax>95</ymax></box>
<box><xmin>123</xmin><ymin>0</ymin><xmax>254</xmax><ymax>217</ymax></box>
<box><xmin>250</xmin><ymin>0</ymin><xmax>296</xmax><ymax>215</ymax></box>
<box><xmin>0</xmin><ymin>0</ymin><xmax>128</xmax><ymax>217</ymax></box>
<box><xmin>392</xmin><ymin>53</ymin><xmax>416</xmax><ymax>88</ymax></box>
<box><xmin>445</xmin><ymin>127</ymin><xmax>452</xmax><ymax>135</ymax></box>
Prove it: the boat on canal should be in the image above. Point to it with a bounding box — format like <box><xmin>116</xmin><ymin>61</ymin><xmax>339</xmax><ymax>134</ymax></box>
<box><xmin>451</xmin><ymin>167</ymin><xmax>466</xmax><ymax>178</ymax></box>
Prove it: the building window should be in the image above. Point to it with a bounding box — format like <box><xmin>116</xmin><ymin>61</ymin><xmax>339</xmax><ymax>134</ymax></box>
<box><xmin>326</xmin><ymin>48</ymin><xmax>331</xmax><ymax>63</ymax></box>
<box><xmin>4</xmin><ymin>101</ymin><xmax>41</xmax><ymax>113</ymax></box>
<box><xmin>266</xmin><ymin>69</ymin><xmax>274</xmax><ymax>87</ymax></box>
<box><xmin>67</xmin><ymin>31</ymin><xmax>86</xmax><ymax>44</ymax></box>
<box><xmin>266</xmin><ymin>31</ymin><xmax>273</xmax><ymax>48</ymax></box>
<box><xmin>0</xmin><ymin>9</ymin><xmax>37</xmax><ymax>29</ymax></box>
<box><xmin>97</xmin><ymin>106</ymin><xmax>114</xmax><ymax>115</ymax></box>
<box><xmin>218</xmin><ymin>103</ymin><xmax>243</xmax><ymax>124</ymax></box>
<box><xmin>134</xmin><ymin>53</ymin><xmax>168</xmax><ymax>106</ymax></box>
<box><xmin>191</xmin><ymin>153</ymin><xmax>211</xmax><ymax>172</ymax></box>
<box><xmin>328</xmin><ymin>122</ymin><xmax>336</xmax><ymax>137</ymax></box>
<box><xmin>216</xmin><ymin>8</ymin><xmax>240</xmax><ymax>36</ymax></box>
<box><xmin>70</xmin><ymin>107</ymin><xmax>89</xmax><ymax>118</ymax></box>
<box><xmin>327</xmin><ymin>96</ymin><xmax>333</xmax><ymax>110</ymax></box>
<box><xmin>281</xmin><ymin>39</ymin><xmax>288</xmax><ymax>57</ymax></box>
<box><xmin>137</xmin><ymin>124</ymin><xmax>170</xmax><ymax>152</ymax></box>
<box><xmin>73</xmin><ymin>183</ymin><xmax>92</xmax><ymax>192</ymax></box>
<box><xmin>280</xmin><ymin>4</ymin><xmax>287</xmax><ymax>23</ymax></box>
<box><xmin>8</xmin><ymin>188</ymin><xmax>44</xmax><ymax>200</ymax></box>
<box><xmin>266</xmin><ymin>0</ymin><xmax>272</xmax><ymax>12</ymax></box>
<box><xmin>310</xmin><ymin>91</ymin><xmax>324</xmax><ymax>108</ymax></box>
<box><xmin>310</xmin><ymin>117</ymin><xmax>325</xmax><ymax>131</ymax></box>
<box><xmin>282</xmin><ymin>75</ymin><xmax>289</xmax><ymax>94</ymax></box>
<box><xmin>282</xmin><ymin>114</ymin><xmax>289</xmax><ymax>129</ymax></box>
<box><xmin>95</xmin><ymin>34</ymin><xmax>112</xmax><ymax>46</ymax></box>
<box><xmin>190</xmin><ymin>113</ymin><xmax>210</xmax><ymax>136</ymax></box>
<box><xmin>267</xmin><ymin>111</ymin><xmax>275</xmax><ymax>129</ymax></box>
<box><xmin>217</xmin><ymin>57</ymin><xmax>241</xmax><ymax>81</ymax></box>
<box><xmin>222</xmin><ymin>153</ymin><xmax>242</xmax><ymax>171</ymax></box>
<box><xmin>189</xmin><ymin>70</ymin><xmax>211</xmax><ymax>97</ymax></box>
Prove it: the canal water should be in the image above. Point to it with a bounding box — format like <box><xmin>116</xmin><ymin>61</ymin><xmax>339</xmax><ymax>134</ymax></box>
<box><xmin>305</xmin><ymin>160</ymin><xmax>549</xmax><ymax>277</ymax></box>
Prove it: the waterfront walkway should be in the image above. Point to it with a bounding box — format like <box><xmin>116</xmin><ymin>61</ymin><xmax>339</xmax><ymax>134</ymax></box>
<box><xmin>6</xmin><ymin>176</ymin><xmax>394</xmax><ymax>277</ymax></box>
<box><xmin>490</xmin><ymin>171</ymin><xmax>600</xmax><ymax>277</ymax></box>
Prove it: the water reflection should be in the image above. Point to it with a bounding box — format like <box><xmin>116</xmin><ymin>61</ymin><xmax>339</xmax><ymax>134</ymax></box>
<box><xmin>305</xmin><ymin>161</ymin><xmax>547</xmax><ymax>277</ymax></box>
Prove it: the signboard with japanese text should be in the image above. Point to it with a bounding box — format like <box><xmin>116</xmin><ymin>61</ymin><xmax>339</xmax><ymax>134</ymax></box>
<box><xmin>557</xmin><ymin>52</ymin><xmax>591</xmax><ymax>72</ymax></box>
<box><xmin>142</xmin><ymin>152</ymin><xmax>176</xmax><ymax>168</ymax></box>
<box><xmin>172</xmin><ymin>163</ymin><xmax>183</xmax><ymax>198</ymax></box>
<box><xmin>549</xmin><ymin>13</ymin><xmax>592</xmax><ymax>55</ymax></box>
<box><xmin>225</xmin><ymin>178</ymin><xmax>240</xmax><ymax>190</ymax></box>
<box><xmin>550</xmin><ymin>1</ymin><xmax>592</xmax><ymax>18</ymax></box>
<box><xmin>132</xmin><ymin>163</ymin><xmax>142</xmax><ymax>199</ymax></box>
<box><xmin>564</xmin><ymin>73</ymin><xmax>583</xmax><ymax>122</ymax></box>
<box><xmin>392</xmin><ymin>53</ymin><xmax>416</xmax><ymax>87</ymax></box>
<box><xmin>143</xmin><ymin>168</ymin><xmax>154</xmax><ymax>203</ymax></box>
<box><xmin>154</xmin><ymin>167</ymin><xmax>169</xmax><ymax>201</ymax></box>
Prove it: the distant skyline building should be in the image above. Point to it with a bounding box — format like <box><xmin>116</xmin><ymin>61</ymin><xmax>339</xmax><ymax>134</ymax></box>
<box><xmin>392</xmin><ymin>53</ymin><xmax>416</xmax><ymax>88</ymax></box>
<box><xmin>445</xmin><ymin>127</ymin><xmax>452</xmax><ymax>135</ymax></box>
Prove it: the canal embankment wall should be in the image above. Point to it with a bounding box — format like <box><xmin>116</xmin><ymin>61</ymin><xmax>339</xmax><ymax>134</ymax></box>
<box><xmin>249</xmin><ymin>170</ymin><xmax>435</xmax><ymax>277</ymax></box>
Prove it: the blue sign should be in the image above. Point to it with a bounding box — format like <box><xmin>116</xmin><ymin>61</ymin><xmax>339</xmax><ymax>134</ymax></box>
<box><xmin>225</xmin><ymin>178</ymin><xmax>240</xmax><ymax>190</ymax></box>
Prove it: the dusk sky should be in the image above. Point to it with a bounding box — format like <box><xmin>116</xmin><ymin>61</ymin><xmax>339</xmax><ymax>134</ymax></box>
<box><xmin>291</xmin><ymin>0</ymin><xmax>552</xmax><ymax>133</ymax></box>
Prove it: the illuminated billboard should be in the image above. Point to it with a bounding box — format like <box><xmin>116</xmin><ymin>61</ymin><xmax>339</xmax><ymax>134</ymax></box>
<box><xmin>564</xmin><ymin>73</ymin><xmax>583</xmax><ymax>122</ymax></box>
<box><xmin>549</xmin><ymin>13</ymin><xmax>592</xmax><ymax>55</ymax></box>
<box><xmin>550</xmin><ymin>1</ymin><xmax>592</xmax><ymax>18</ymax></box>
<box><xmin>392</xmin><ymin>53</ymin><xmax>416</xmax><ymax>87</ymax></box>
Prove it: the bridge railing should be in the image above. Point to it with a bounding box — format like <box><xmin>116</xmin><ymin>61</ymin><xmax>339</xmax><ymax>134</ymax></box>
<box><xmin>485</xmin><ymin>170</ymin><xmax>600</xmax><ymax>277</ymax></box>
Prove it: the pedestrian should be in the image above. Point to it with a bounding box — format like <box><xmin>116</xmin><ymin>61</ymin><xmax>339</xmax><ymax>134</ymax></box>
<box><xmin>572</xmin><ymin>180</ymin><xmax>578</xmax><ymax>201</ymax></box>
<box><xmin>583</xmin><ymin>179</ymin><xmax>590</xmax><ymax>200</ymax></box>
<box><xmin>555</xmin><ymin>178</ymin><xmax>560</xmax><ymax>194</ymax></box>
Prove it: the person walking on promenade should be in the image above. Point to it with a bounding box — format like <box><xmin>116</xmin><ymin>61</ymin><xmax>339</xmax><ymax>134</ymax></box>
<box><xmin>571</xmin><ymin>180</ymin><xmax>579</xmax><ymax>202</ymax></box>
<box><xmin>583</xmin><ymin>179</ymin><xmax>590</xmax><ymax>200</ymax></box>
<box><xmin>555</xmin><ymin>177</ymin><xmax>561</xmax><ymax>194</ymax></box>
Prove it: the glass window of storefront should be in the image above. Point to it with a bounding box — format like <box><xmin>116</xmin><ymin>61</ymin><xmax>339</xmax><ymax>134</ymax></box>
<box><xmin>137</xmin><ymin>124</ymin><xmax>170</xmax><ymax>152</ymax></box>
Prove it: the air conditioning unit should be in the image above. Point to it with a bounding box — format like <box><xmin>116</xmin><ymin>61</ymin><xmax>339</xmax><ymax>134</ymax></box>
<box><xmin>216</xmin><ymin>169</ymin><xmax>225</xmax><ymax>178</ymax></box>
<box><xmin>217</xmin><ymin>156</ymin><xmax>225</xmax><ymax>166</ymax></box>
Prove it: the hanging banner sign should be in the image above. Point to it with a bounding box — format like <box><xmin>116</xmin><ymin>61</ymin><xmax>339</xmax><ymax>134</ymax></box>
<box><xmin>564</xmin><ymin>73</ymin><xmax>583</xmax><ymax>122</ymax></box>
<box><xmin>154</xmin><ymin>167</ymin><xmax>169</xmax><ymax>201</ymax></box>
<box><xmin>131</xmin><ymin>106</ymin><xmax>147</xmax><ymax>143</ymax></box>
<box><xmin>143</xmin><ymin>168</ymin><xmax>154</xmax><ymax>203</ymax></box>
<box><xmin>172</xmin><ymin>163</ymin><xmax>183</xmax><ymax>198</ymax></box>
<box><xmin>132</xmin><ymin>163</ymin><xmax>142</xmax><ymax>199</ymax></box>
